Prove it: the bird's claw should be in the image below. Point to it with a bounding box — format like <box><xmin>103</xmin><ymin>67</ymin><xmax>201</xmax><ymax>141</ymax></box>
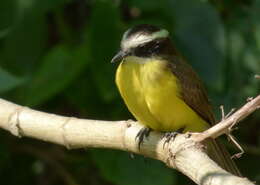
<box><xmin>136</xmin><ymin>127</ymin><xmax>152</xmax><ymax>150</ymax></box>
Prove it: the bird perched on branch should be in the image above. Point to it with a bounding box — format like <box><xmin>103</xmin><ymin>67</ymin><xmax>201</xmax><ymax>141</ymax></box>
<box><xmin>112</xmin><ymin>24</ymin><xmax>240</xmax><ymax>176</ymax></box>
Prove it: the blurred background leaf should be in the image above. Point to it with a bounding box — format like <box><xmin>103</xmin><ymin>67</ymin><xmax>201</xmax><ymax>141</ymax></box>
<box><xmin>0</xmin><ymin>67</ymin><xmax>24</xmax><ymax>93</ymax></box>
<box><xmin>91</xmin><ymin>150</ymin><xmax>176</xmax><ymax>185</ymax></box>
<box><xmin>0</xmin><ymin>0</ymin><xmax>259</xmax><ymax>184</ymax></box>
<box><xmin>20</xmin><ymin>44</ymin><xmax>88</xmax><ymax>106</ymax></box>
<box><xmin>168</xmin><ymin>0</ymin><xmax>225</xmax><ymax>88</ymax></box>
<box><xmin>0</xmin><ymin>0</ymin><xmax>17</xmax><ymax>38</ymax></box>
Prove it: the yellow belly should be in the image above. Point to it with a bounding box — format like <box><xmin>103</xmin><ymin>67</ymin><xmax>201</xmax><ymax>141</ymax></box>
<box><xmin>115</xmin><ymin>56</ymin><xmax>209</xmax><ymax>132</ymax></box>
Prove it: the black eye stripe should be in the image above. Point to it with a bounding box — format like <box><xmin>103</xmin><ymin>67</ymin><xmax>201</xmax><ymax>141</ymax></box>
<box><xmin>132</xmin><ymin>38</ymin><xmax>167</xmax><ymax>57</ymax></box>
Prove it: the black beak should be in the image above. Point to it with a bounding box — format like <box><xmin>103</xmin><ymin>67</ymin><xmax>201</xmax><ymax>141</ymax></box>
<box><xmin>111</xmin><ymin>50</ymin><xmax>128</xmax><ymax>63</ymax></box>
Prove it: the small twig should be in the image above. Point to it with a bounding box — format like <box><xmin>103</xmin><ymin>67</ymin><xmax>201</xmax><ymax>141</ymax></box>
<box><xmin>247</xmin><ymin>97</ymin><xmax>254</xmax><ymax>102</ymax></box>
<box><xmin>228</xmin><ymin>134</ymin><xmax>244</xmax><ymax>159</ymax></box>
<box><xmin>220</xmin><ymin>105</ymin><xmax>225</xmax><ymax>121</ymax></box>
<box><xmin>195</xmin><ymin>95</ymin><xmax>260</xmax><ymax>141</ymax></box>
<box><xmin>225</xmin><ymin>108</ymin><xmax>236</xmax><ymax>119</ymax></box>
<box><xmin>219</xmin><ymin>105</ymin><xmax>243</xmax><ymax>157</ymax></box>
<box><xmin>226</xmin><ymin>142</ymin><xmax>260</xmax><ymax>156</ymax></box>
<box><xmin>220</xmin><ymin>105</ymin><xmax>236</xmax><ymax>121</ymax></box>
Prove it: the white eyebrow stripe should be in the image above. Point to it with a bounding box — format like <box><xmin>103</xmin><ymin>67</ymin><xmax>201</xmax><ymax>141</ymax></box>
<box><xmin>122</xmin><ymin>29</ymin><xmax>169</xmax><ymax>50</ymax></box>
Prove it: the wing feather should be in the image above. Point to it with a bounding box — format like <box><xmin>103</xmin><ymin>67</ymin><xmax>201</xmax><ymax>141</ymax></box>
<box><xmin>168</xmin><ymin>56</ymin><xmax>215</xmax><ymax>125</ymax></box>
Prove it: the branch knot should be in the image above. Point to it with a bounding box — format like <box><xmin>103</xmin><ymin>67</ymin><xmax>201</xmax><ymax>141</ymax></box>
<box><xmin>8</xmin><ymin>107</ymin><xmax>28</xmax><ymax>137</ymax></box>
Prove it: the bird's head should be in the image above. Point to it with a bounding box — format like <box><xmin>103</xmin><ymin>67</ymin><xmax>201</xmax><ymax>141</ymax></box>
<box><xmin>111</xmin><ymin>24</ymin><xmax>171</xmax><ymax>63</ymax></box>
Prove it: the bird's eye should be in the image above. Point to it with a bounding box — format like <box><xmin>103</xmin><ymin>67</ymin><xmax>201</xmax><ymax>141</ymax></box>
<box><xmin>154</xmin><ymin>44</ymin><xmax>160</xmax><ymax>50</ymax></box>
<box><xmin>137</xmin><ymin>44</ymin><xmax>147</xmax><ymax>52</ymax></box>
<box><xmin>151</xmin><ymin>42</ymin><xmax>161</xmax><ymax>53</ymax></box>
<box><xmin>133</xmin><ymin>44</ymin><xmax>150</xmax><ymax>57</ymax></box>
<box><xmin>139</xmin><ymin>44</ymin><xmax>146</xmax><ymax>49</ymax></box>
<box><xmin>155</xmin><ymin>40</ymin><xmax>161</xmax><ymax>44</ymax></box>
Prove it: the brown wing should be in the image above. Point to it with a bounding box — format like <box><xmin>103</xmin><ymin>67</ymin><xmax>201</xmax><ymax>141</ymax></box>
<box><xmin>168</xmin><ymin>56</ymin><xmax>215</xmax><ymax>125</ymax></box>
<box><xmin>168</xmin><ymin>56</ymin><xmax>241</xmax><ymax>176</ymax></box>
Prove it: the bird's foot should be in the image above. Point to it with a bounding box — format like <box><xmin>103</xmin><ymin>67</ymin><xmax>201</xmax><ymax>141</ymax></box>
<box><xmin>163</xmin><ymin>132</ymin><xmax>179</xmax><ymax>148</ymax></box>
<box><xmin>136</xmin><ymin>127</ymin><xmax>152</xmax><ymax>150</ymax></box>
<box><xmin>163</xmin><ymin>127</ymin><xmax>185</xmax><ymax>148</ymax></box>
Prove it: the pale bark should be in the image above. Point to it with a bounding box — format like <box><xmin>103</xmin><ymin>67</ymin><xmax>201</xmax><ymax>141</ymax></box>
<box><xmin>0</xmin><ymin>96</ymin><xmax>259</xmax><ymax>185</ymax></box>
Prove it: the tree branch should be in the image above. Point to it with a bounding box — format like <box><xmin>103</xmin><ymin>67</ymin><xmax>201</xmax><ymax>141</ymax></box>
<box><xmin>194</xmin><ymin>95</ymin><xmax>260</xmax><ymax>141</ymax></box>
<box><xmin>0</xmin><ymin>96</ymin><xmax>259</xmax><ymax>185</ymax></box>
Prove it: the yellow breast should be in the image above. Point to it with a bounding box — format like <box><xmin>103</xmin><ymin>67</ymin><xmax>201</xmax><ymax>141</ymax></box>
<box><xmin>115</xmin><ymin>56</ymin><xmax>209</xmax><ymax>132</ymax></box>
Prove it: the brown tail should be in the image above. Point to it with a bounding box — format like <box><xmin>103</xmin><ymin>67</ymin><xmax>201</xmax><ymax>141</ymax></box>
<box><xmin>207</xmin><ymin>138</ymin><xmax>241</xmax><ymax>176</ymax></box>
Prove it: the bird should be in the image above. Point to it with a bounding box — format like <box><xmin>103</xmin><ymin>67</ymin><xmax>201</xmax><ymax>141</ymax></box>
<box><xmin>111</xmin><ymin>24</ymin><xmax>241</xmax><ymax>176</ymax></box>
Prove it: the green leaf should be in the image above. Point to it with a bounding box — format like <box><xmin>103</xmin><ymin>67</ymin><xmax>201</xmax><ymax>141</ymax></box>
<box><xmin>252</xmin><ymin>0</ymin><xmax>260</xmax><ymax>52</ymax></box>
<box><xmin>0</xmin><ymin>0</ymin><xmax>17</xmax><ymax>38</ymax></box>
<box><xmin>168</xmin><ymin>0</ymin><xmax>225</xmax><ymax>88</ymax></box>
<box><xmin>0</xmin><ymin>0</ymin><xmax>71</xmax><ymax>75</ymax></box>
<box><xmin>16</xmin><ymin>0</ymin><xmax>71</xmax><ymax>17</ymax></box>
<box><xmin>21</xmin><ymin>44</ymin><xmax>88</xmax><ymax>106</ymax></box>
<box><xmin>223</xmin><ymin>0</ymin><xmax>260</xmax><ymax>104</ymax></box>
<box><xmin>29</xmin><ymin>0</ymin><xmax>71</xmax><ymax>14</ymax></box>
<box><xmin>0</xmin><ymin>66</ymin><xmax>24</xmax><ymax>93</ymax></box>
<box><xmin>1</xmin><ymin>15</ymin><xmax>47</xmax><ymax>75</ymax></box>
<box><xmin>127</xmin><ymin>0</ymin><xmax>168</xmax><ymax>11</ymax></box>
<box><xmin>91</xmin><ymin>149</ymin><xmax>176</xmax><ymax>185</ymax></box>
<box><xmin>87</xmin><ymin>0</ymin><xmax>122</xmax><ymax>102</ymax></box>
<box><xmin>0</xmin><ymin>141</ymin><xmax>10</xmax><ymax>175</ymax></box>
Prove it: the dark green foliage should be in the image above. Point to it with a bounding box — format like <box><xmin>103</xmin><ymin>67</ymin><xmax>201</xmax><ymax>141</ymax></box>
<box><xmin>21</xmin><ymin>44</ymin><xmax>89</xmax><ymax>106</ymax></box>
<box><xmin>0</xmin><ymin>0</ymin><xmax>259</xmax><ymax>184</ymax></box>
<box><xmin>91</xmin><ymin>149</ymin><xmax>176</xmax><ymax>185</ymax></box>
